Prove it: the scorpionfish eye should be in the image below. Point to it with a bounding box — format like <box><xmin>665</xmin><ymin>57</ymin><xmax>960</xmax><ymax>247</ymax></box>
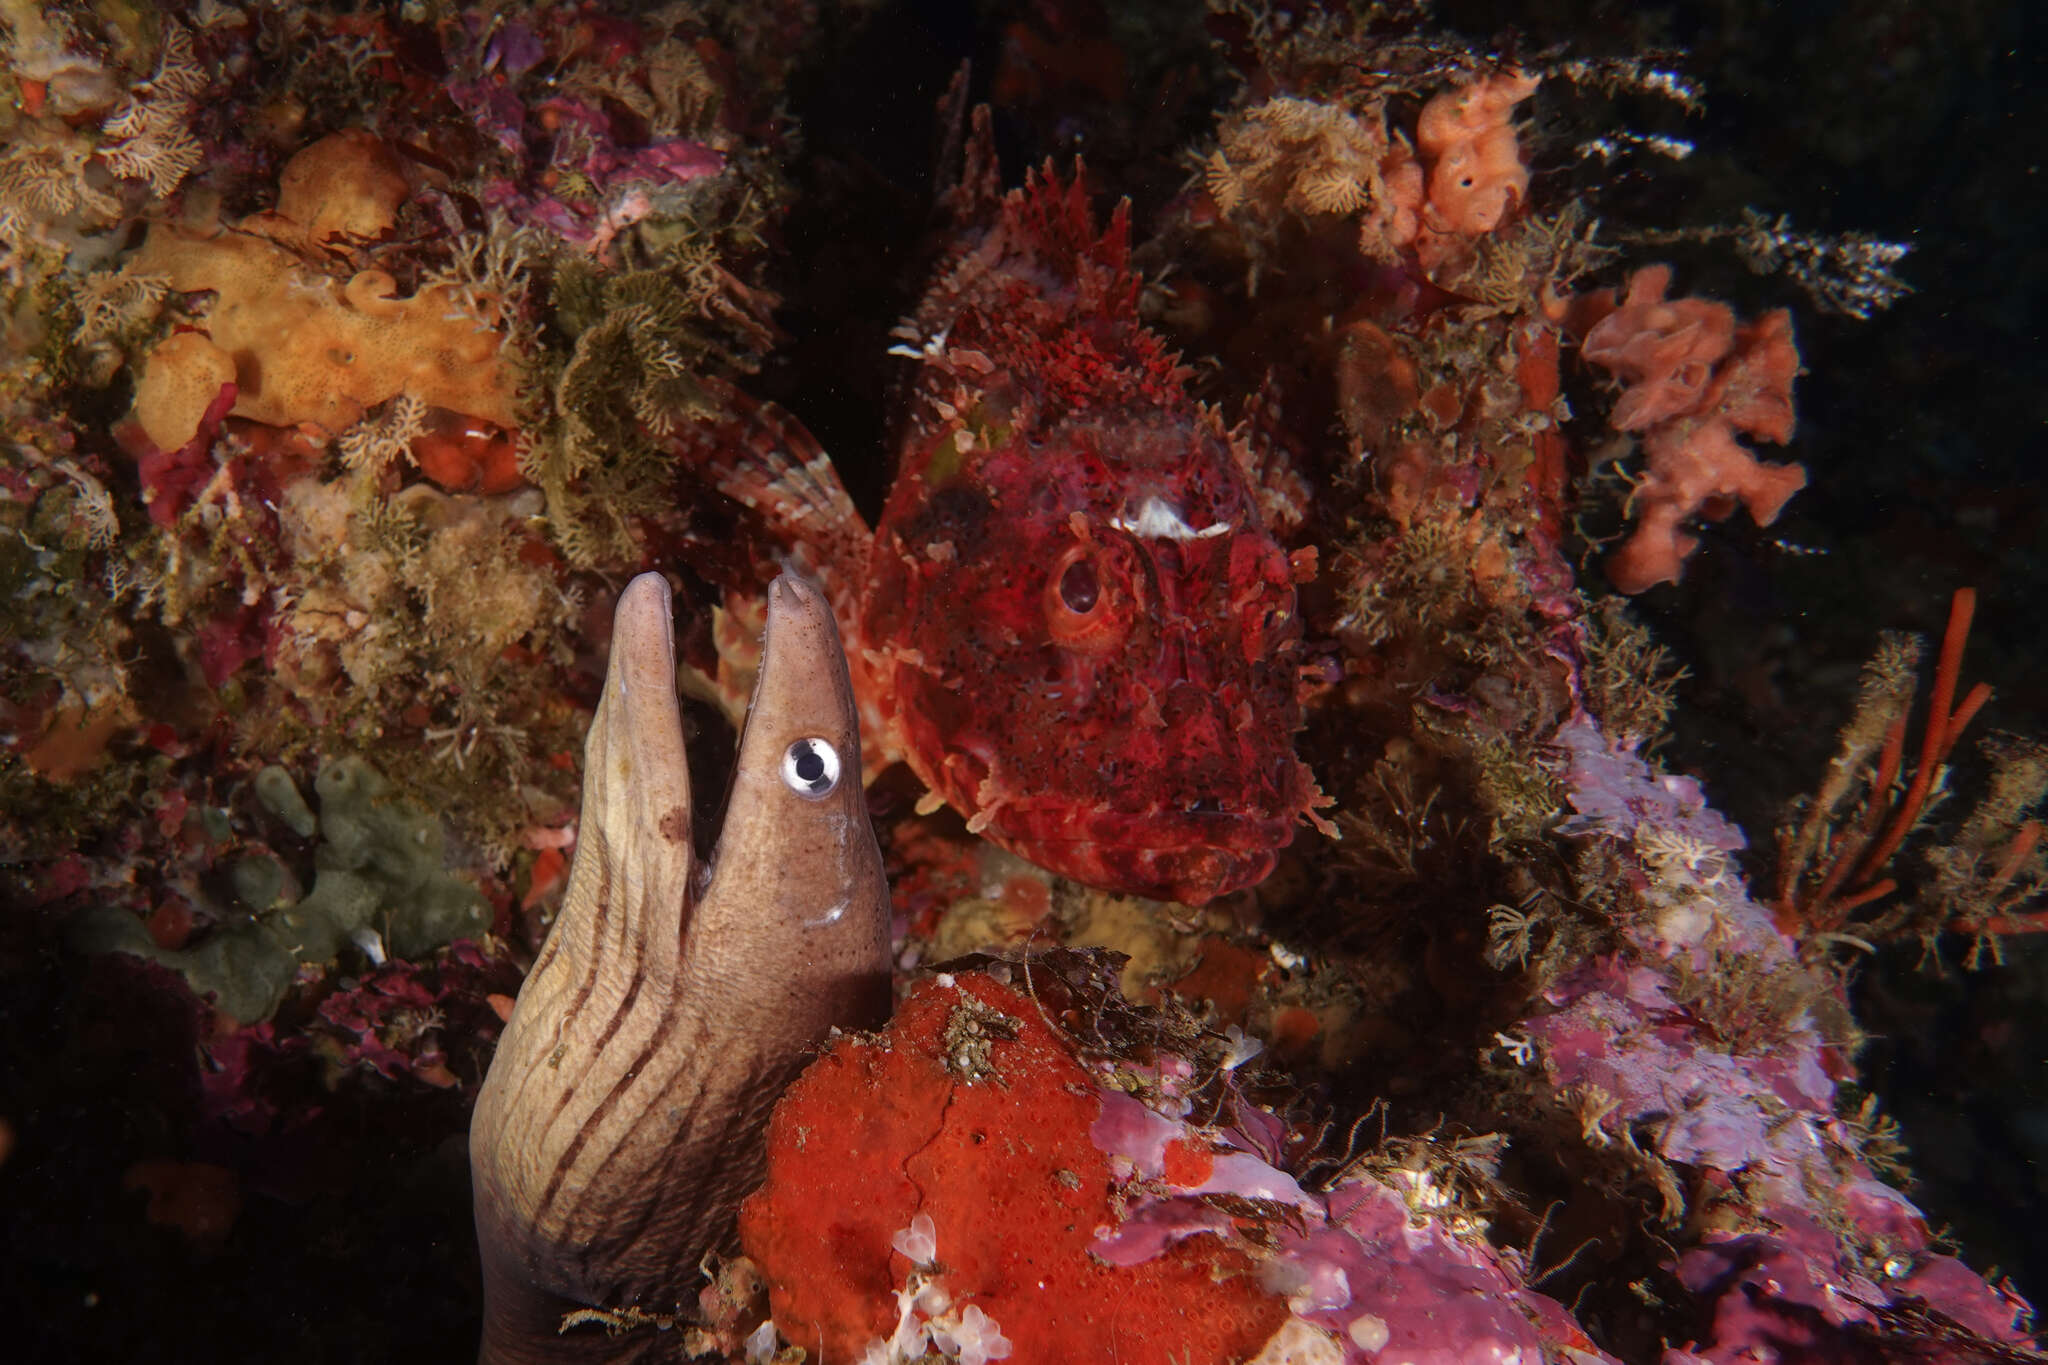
<box><xmin>1043</xmin><ymin>542</ymin><xmax>1131</xmax><ymax>654</ymax></box>
<box><xmin>1057</xmin><ymin>558</ymin><xmax>1098</xmax><ymax>614</ymax></box>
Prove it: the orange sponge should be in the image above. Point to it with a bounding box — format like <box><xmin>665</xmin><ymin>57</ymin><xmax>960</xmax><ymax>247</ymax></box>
<box><xmin>738</xmin><ymin>972</ymin><xmax>1290</xmax><ymax>1364</ymax></box>
<box><xmin>243</xmin><ymin>128</ymin><xmax>411</xmax><ymax>252</ymax></box>
<box><xmin>130</xmin><ymin>131</ymin><xmax>521</xmax><ymax>450</ymax></box>
<box><xmin>1417</xmin><ymin>72</ymin><xmax>1540</xmax><ymax>238</ymax></box>
<box><xmin>129</xmin><ymin>330</ymin><xmax>237</xmax><ymax>455</ymax></box>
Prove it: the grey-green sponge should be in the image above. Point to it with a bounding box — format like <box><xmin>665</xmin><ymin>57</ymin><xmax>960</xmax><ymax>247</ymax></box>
<box><xmin>69</xmin><ymin>756</ymin><xmax>492</xmax><ymax>1021</ymax></box>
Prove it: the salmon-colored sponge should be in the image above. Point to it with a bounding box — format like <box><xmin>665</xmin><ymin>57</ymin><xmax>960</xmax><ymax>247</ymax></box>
<box><xmin>737</xmin><ymin>972</ymin><xmax>1289</xmax><ymax>1364</ymax></box>
<box><xmin>1581</xmin><ymin>265</ymin><xmax>1806</xmax><ymax>592</ymax></box>
<box><xmin>1417</xmin><ymin>71</ymin><xmax>1540</xmax><ymax>238</ymax></box>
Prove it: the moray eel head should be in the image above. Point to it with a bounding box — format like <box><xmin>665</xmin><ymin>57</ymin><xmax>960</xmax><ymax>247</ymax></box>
<box><xmin>470</xmin><ymin>572</ymin><xmax>891</xmax><ymax>1363</ymax></box>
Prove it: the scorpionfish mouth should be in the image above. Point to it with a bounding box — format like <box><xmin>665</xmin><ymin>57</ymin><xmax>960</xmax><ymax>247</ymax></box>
<box><xmin>981</xmin><ymin>763</ymin><xmax>1310</xmax><ymax>905</ymax></box>
<box><xmin>1020</xmin><ymin>814</ymin><xmax>1293</xmax><ymax>906</ymax></box>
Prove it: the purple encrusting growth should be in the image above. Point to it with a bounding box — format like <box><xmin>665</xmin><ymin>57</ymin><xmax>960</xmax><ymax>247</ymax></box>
<box><xmin>1538</xmin><ymin>720</ymin><xmax>2033</xmax><ymax>1362</ymax></box>
<box><xmin>445</xmin><ymin>18</ymin><xmax>725</xmax><ymax>253</ymax></box>
<box><xmin>1084</xmin><ymin>1050</ymin><xmax>1618</xmax><ymax>1363</ymax></box>
<box><xmin>1070</xmin><ymin>717</ymin><xmax>2033</xmax><ymax>1363</ymax></box>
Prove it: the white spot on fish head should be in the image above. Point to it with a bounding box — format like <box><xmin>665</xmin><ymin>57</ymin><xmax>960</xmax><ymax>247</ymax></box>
<box><xmin>1111</xmin><ymin>495</ymin><xmax>1231</xmax><ymax>541</ymax></box>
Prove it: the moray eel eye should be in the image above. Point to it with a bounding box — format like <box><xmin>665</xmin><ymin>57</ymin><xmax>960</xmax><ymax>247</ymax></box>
<box><xmin>782</xmin><ymin>737</ymin><xmax>841</xmax><ymax>798</ymax></box>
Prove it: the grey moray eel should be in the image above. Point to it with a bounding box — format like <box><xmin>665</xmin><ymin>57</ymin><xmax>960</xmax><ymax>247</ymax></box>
<box><xmin>470</xmin><ymin>572</ymin><xmax>892</xmax><ymax>1363</ymax></box>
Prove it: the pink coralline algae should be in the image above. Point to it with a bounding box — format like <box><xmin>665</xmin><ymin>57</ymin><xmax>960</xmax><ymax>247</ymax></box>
<box><xmin>198</xmin><ymin>941</ymin><xmax>518</xmax><ymax>1136</ymax></box>
<box><xmin>1530</xmin><ymin>721</ymin><xmax>2033</xmax><ymax>1362</ymax></box>
<box><xmin>1086</xmin><ymin>1080</ymin><xmax>1618</xmax><ymax>1365</ymax></box>
<box><xmin>125</xmin><ymin>379</ymin><xmax>237</xmax><ymax>529</ymax></box>
<box><xmin>447</xmin><ymin>63</ymin><xmax>726</xmax><ymax>254</ymax></box>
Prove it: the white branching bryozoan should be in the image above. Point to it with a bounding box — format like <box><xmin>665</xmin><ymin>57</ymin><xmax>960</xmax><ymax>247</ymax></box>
<box><xmin>98</xmin><ymin>23</ymin><xmax>209</xmax><ymax>198</ymax></box>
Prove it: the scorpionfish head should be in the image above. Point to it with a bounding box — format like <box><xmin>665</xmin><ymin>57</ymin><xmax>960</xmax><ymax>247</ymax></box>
<box><xmin>862</xmin><ymin>413</ymin><xmax>1317</xmax><ymax>904</ymax></box>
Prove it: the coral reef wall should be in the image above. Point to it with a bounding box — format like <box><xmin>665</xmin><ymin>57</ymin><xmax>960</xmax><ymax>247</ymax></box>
<box><xmin>3</xmin><ymin>1</ymin><xmax>2044</xmax><ymax>1362</ymax></box>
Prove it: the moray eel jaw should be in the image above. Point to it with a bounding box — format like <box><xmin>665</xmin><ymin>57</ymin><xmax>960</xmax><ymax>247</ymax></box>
<box><xmin>470</xmin><ymin>573</ymin><xmax>891</xmax><ymax>1363</ymax></box>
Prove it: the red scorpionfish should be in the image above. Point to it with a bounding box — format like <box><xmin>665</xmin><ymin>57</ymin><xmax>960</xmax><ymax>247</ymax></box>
<box><xmin>687</xmin><ymin>145</ymin><xmax>1327</xmax><ymax>905</ymax></box>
